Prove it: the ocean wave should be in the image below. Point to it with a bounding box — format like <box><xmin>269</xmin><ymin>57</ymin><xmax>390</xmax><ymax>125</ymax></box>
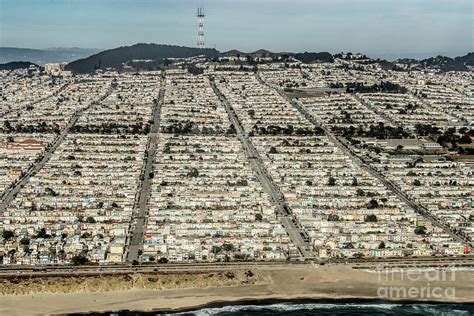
<box><xmin>174</xmin><ymin>302</ymin><xmax>404</xmax><ymax>315</ymax></box>
<box><xmin>173</xmin><ymin>302</ymin><xmax>473</xmax><ymax>316</ymax></box>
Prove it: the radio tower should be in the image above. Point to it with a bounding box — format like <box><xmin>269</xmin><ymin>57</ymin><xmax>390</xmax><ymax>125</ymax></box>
<box><xmin>197</xmin><ymin>5</ymin><xmax>205</xmax><ymax>48</ymax></box>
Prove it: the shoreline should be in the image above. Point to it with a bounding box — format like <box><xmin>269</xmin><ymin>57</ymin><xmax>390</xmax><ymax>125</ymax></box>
<box><xmin>85</xmin><ymin>297</ymin><xmax>474</xmax><ymax>315</ymax></box>
<box><xmin>0</xmin><ymin>265</ymin><xmax>472</xmax><ymax>315</ymax></box>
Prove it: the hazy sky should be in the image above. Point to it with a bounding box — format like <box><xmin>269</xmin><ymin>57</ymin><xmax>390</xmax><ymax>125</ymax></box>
<box><xmin>0</xmin><ymin>0</ymin><xmax>472</xmax><ymax>58</ymax></box>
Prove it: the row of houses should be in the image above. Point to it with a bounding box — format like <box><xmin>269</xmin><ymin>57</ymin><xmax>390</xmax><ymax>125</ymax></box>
<box><xmin>142</xmin><ymin>134</ymin><xmax>294</xmax><ymax>262</ymax></box>
<box><xmin>215</xmin><ymin>72</ymin><xmax>315</xmax><ymax>135</ymax></box>
<box><xmin>160</xmin><ymin>71</ymin><xmax>231</xmax><ymax>134</ymax></box>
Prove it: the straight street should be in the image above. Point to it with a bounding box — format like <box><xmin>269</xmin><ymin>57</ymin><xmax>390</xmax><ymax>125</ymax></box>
<box><xmin>281</xmin><ymin>88</ymin><xmax>472</xmax><ymax>248</ymax></box>
<box><xmin>126</xmin><ymin>74</ymin><xmax>165</xmax><ymax>262</ymax></box>
<box><xmin>0</xmin><ymin>85</ymin><xmax>114</xmax><ymax>213</ymax></box>
<box><xmin>210</xmin><ymin>77</ymin><xmax>314</xmax><ymax>259</ymax></box>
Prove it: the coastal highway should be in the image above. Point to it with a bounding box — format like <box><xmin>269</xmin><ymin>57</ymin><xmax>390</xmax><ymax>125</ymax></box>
<box><xmin>0</xmin><ymin>85</ymin><xmax>114</xmax><ymax>213</ymax></box>
<box><xmin>0</xmin><ymin>256</ymin><xmax>473</xmax><ymax>277</ymax></box>
<box><xmin>127</xmin><ymin>74</ymin><xmax>165</xmax><ymax>262</ymax></box>
<box><xmin>210</xmin><ymin>78</ymin><xmax>314</xmax><ymax>259</ymax></box>
<box><xmin>0</xmin><ymin>261</ymin><xmax>306</xmax><ymax>277</ymax></box>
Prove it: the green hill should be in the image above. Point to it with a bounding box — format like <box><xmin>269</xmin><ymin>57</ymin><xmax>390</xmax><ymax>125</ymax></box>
<box><xmin>294</xmin><ymin>52</ymin><xmax>334</xmax><ymax>63</ymax></box>
<box><xmin>454</xmin><ymin>52</ymin><xmax>474</xmax><ymax>67</ymax></box>
<box><xmin>65</xmin><ymin>43</ymin><xmax>219</xmax><ymax>73</ymax></box>
<box><xmin>0</xmin><ymin>61</ymin><xmax>39</xmax><ymax>71</ymax></box>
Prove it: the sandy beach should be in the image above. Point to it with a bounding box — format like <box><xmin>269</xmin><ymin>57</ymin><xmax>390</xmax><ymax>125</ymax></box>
<box><xmin>0</xmin><ymin>264</ymin><xmax>472</xmax><ymax>315</ymax></box>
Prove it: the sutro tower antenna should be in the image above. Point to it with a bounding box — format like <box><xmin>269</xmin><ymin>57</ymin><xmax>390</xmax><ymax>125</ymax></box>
<box><xmin>197</xmin><ymin>5</ymin><xmax>205</xmax><ymax>48</ymax></box>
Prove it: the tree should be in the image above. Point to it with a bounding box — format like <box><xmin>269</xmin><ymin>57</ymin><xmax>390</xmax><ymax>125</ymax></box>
<box><xmin>351</xmin><ymin>177</ymin><xmax>358</xmax><ymax>186</ymax></box>
<box><xmin>86</xmin><ymin>216</ymin><xmax>96</xmax><ymax>224</ymax></box>
<box><xmin>415</xmin><ymin>226</ymin><xmax>427</xmax><ymax>235</ymax></box>
<box><xmin>71</xmin><ymin>255</ymin><xmax>89</xmax><ymax>266</ymax></box>
<box><xmin>35</xmin><ymin>228</ymin><xmax>51</xmax><ymax>239</ymax></box>
<box><xmin>378</xmin><ymin>241</ymin><xmax>386</xmax><ymax>249</ymax></box>
<box><xmin>365</xmin><ymin>214</ymin><xmax>378</xmax><ymax>222</ymax></box>
<box><xmin>413</xmin><ymin>179</ymin><xmax>422</xmax><ymax>186</ymax></box>
<box><xmin>368</xmin><ymin>199</ymin><xmax>379</xmax><ymax>209</ymax></box>
<box><xmin>327</xmin><ymin>176</ymin><xmax>336</xmax><ymax>186</ymax></box>
<box><xmin>2</xmin><ymin>230</ymin><xmax>14</xmax><ymax>240</ymax></box>
<box><xmin>222</xmin><ymin>243</ymin><xmax>235</xmax><ymax>252</ymax></box>
<box><xmin>255</xmin><ymin>213</ymin><xmax>263</xmax><ymax>221</ymax></box>
<box><xmin>211</xmin><ymin>246</ymin><xmax>222</xmax><ymax>254</ymax></box>
<box><xmin>459</xmin><ymin>134</ymin><xmax>472</xmax><ymax>144</ymax></box>
<box><xmin>328</xmin><ymin>214</ymin><xmax>340</xmax><ymax>221</ymax></box>
<box><xmin>157</xmin><ymin>257</ymin><xmax>168</xmax><ymax>264</ymax></box>
<box><xmin>269</xmin><ymin>146</ymin><xmax>278</xmax><ymax>154</ymax></box>
<box><xmin>187</xmin><ymin>168</ymin><xmax>199</xmax><ymax>177</ymax></box>
<box><xmin>4</xmin><ymin>120</ymin><xmax>12</xmax><ymax>131</ymax></box>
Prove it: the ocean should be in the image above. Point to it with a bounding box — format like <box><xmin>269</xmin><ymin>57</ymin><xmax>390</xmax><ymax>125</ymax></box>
<box><xmin>175</xmin><ymin>302</ymin><xmax>474</xmax><ymax>316</ymax></box>
<box><xmin>93</xmin><ymin>301</ymin><xmax>474</xmax><ymax>316</ymax></box>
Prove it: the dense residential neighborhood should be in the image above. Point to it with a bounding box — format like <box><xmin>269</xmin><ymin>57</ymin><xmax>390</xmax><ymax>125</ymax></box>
<box><xmin>0</xmin><ymin>56</ymin><xmax>472</xmax><ymax>266</ymax></box>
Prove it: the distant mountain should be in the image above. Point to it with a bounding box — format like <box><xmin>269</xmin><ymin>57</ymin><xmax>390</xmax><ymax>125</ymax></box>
<box><xmin>0</xmin><ymin>61</ymin><xmax>39</xmax><ymax>71</ymax></box>
<box><xmin>65</xmin><ymin>43</ymin><xmax>219</xmax><ymax>74</ymax></box>
<box><xmin>0</xmin><ymin>47</ymin><xmax>101</xmax><ymax>65</ymax></box>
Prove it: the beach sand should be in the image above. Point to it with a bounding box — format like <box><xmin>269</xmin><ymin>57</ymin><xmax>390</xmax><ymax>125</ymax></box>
<box><xmin>0</xmin><ymin>265</ymin><xmax>472</xmax><ymax>315</ymax></box>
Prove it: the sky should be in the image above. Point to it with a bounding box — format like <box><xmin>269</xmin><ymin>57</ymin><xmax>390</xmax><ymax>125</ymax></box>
<box><xmin>0</xmin><ymin>0</ymin><xmax>472</xmax><ymax>58</ymax></box>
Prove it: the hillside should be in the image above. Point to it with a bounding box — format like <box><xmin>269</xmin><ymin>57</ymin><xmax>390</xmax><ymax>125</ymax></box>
<box><xmin>419</xmin><ymin>55</ymin><xmax>469</xmax><ymax>72</ymax></box>
<box><xmin>65</xmin><ymin>43</ymin><xmax>219</xmax><ymax>73</ymax></box>
<box><xmin>294</xmin><ymin>52</ymin><xmax>334</xmax><ymax>63</ymax></box>
<box><xmin>0</xmin><ymin>47</ymin><xmax>100</xmax><ymax>65</ymax></box>
<box><xmin>395</xmin><ymin>53</ymin><xmax>472</xmax><ymax>72</ymax></box>
<box><xmin>0</xmin><ymin>61</ymin><xmax>39</xmax><ymax>71</ymax></box>
<box><xmin>454</xmin><ymin>52</ymin><xmax>474</xmax><ymax>67</ymax></box>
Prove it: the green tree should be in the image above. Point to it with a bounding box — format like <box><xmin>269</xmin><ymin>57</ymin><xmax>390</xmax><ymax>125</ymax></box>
<box><xmin>2</xmin><ymin>230</ymin><xmax>15</xmax><ymax>240</ymax></box>
<box><xmin>222</xmin><ymin>243</ymin><xmax>235</xmax><ymax>252</ymax></box>
<box><xmin>187</xmin><ymin>168</ymin><xmax>199</xmax><ymax>177</ymax></box>
<box><xmin>211</xmin><ymin>246</ymin><xmax>222</xmax><ymax>254</ymax></box>
<box><xmin>71</xmin><ymin>255</ymin><xmax>89</xmax><ymax>266</ymax></box>
<box><xmin>415</xmin><ymin>226</ymin><xmax>427</xmax><ymax>235</ymax></box>
<box><xmin>20</xmin><ymin>238</ymin><xmax>30</xmax><ymax>246</ymax></box>
<box><xmin>35</xmin><ymin>228</ymin><xmax>51</xmax><ymax>238</ymax></box>
<box><xmin>368</xmin><ymin>199</ymin><xmax>379</xmax><ymax>209</ymax></box>
<box><xmin>158</xmin><ymin>257</ymin><xmax>168</xmax><ymax>264</ymax></box>
<box><xmin>365</xmin><ymin>214</ymin><xmax>378</xmax><ymax>222</ymax></box>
